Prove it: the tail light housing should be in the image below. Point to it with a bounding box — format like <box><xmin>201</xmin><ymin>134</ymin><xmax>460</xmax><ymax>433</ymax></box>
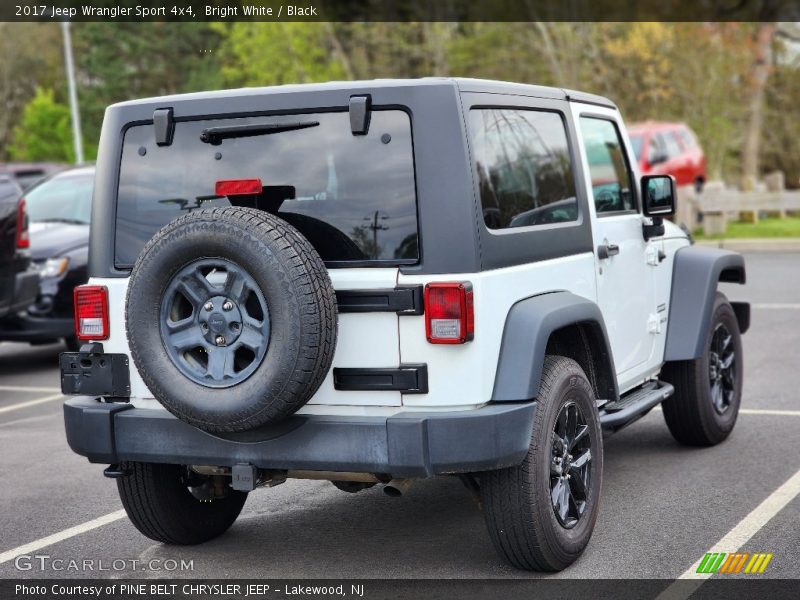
<box><xmin>215</xmin><ymin>178</ymin><xmax>263</xmax><ymax>196</ymax></box>
<box><xmin>73</xmin><ymin>286</ymin><xmax>109</xmax><ymax>340</ymax></box>
<box><xmin>15</xmin><ymin>198</ymin><xmax>29</xmax><ymax>249</ymax></box>
<box><xmin>424</xmin><ymin>282</ymin><xmax>474</xmax><ymax>344</ymax></box>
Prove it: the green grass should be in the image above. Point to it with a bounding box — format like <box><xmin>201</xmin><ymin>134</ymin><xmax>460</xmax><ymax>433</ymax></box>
<box><xmin>695</xmin><ymin>216</ymin><xmax>800</xmax><ymax>239</ymax></box>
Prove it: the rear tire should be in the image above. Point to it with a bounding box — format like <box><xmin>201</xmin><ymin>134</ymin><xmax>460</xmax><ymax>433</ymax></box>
<box><xmin>117</xmin><ymin>462</ymin><xmax>247</xmax><ymax>545</ymax></box>
<box><xmin>661</xmin><ymin>292</ymin><xmax>742</xmax><ymax>446</ymax></box>
<box><xmin>481</xmin><ymin>356</ymin><xmax>603</xmax><ymax>571</ymax></box>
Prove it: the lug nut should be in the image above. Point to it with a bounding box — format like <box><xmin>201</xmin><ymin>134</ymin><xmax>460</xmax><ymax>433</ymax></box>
<box><xmin>230</xmin><ymin>322</ymin><xmax>240</xmax><ymax>331</ymax></box>
<box><xmin>215</xmin><ymin>335</ymin><xmax>226</xmax><ymax>345</ymax></box>
<box><xmin>204</xmin><ymin>301</ymin><xmax>213</xmax><ymax>311</ymax></box>
<box><xmin>201</xmin><ymin>322</ymin><xmax>208</xmax><ymax>331</ymax></box>
<box><xmin>222</xmin><ymin>301</ymin><xmax>233</xmax><ymax>311</ymax></box>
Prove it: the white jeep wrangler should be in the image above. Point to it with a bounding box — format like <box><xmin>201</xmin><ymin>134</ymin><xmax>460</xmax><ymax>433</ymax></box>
<box><xmin>62</xmin><ymin>78</ymin><xmax>748</xmax><ymax>572</ymax></box>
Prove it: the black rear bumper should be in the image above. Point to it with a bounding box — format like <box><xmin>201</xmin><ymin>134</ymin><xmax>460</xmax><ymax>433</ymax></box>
<box><xmin>0</xmin><ymin>313</ymin><xmax>73</xmax><ymax>342</ymax></box>
<box><xmin>0</xmin><ymin>268</ymin><xmax>39</xmax><ymax>318</ymax></box>
<box><xmin>63</xmin><ymin>397</ymin><xmax>536</xmax><ymax>478</ymax></box>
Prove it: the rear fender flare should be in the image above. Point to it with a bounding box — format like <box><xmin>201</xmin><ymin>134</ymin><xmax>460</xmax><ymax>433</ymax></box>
<box><xmin>491</xmin><ymin>291</ymin><xmax>617</xmax><ymax>402</ymax></box>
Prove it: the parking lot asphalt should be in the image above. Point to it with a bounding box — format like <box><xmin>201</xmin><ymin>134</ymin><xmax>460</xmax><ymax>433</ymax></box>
<box><xmin>0</xmin><ymin>252</ymin><xmax>797</xmax><ymax>583</ymax></box>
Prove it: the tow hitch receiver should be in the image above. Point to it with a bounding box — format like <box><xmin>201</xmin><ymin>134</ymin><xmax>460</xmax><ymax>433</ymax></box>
<box><xmin>232</xmin><ymin>464</ymin><xmax>258</xmax><ymax>492</ymax></box>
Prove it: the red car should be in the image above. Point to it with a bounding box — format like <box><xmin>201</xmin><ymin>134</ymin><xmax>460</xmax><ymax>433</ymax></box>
<box><xmin>628</xmin><ymin>122</ymin><xmax>707</xmax><ymax>191</ymax></box>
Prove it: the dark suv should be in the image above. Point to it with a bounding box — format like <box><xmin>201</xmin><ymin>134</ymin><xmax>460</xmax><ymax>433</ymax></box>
<box><xmin>0</xmin><ymin>175</ymin><xmax>38</xmax><ymax>320</ymax></box>
<box><xmin>0</xmin><ymin>167</ymin><xmax>93</xmax><ymax>349</ymax></box>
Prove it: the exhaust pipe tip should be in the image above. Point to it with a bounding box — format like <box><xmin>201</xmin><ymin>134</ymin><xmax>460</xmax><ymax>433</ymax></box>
<box><xmin>383</xmin><ymin>478</ymin><xmax>413</xmax><ymax>497</ymax></box>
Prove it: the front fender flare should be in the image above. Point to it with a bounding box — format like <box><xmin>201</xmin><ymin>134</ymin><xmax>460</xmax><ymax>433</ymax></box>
<box><xmin>491</xmin><ymin>291</ymin><xmax>616</xmax><ymax>402</ymax></box>
<box><xmin>664</xmin><ymin>246</ymin><xmax>746</xmax><ymax>361</ymax></box>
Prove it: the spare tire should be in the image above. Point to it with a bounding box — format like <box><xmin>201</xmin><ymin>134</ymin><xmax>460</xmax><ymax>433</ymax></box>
<box><xmin>126</xmin><ymin>207</ymin><xmax>337</xmax><ymax>433</ymax></box>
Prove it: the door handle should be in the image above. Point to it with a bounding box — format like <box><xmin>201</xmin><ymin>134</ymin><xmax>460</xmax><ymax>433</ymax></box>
<box><xmin>597</xmin><ymin>244</ymin><xmax>620</xmax><ymax>260</ymax></box>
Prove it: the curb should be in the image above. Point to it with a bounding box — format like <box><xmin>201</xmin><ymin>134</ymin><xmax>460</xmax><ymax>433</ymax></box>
<box><xmin>695</xmin><ymin>238</ymin><xmax>800</xmax><ymax>252</ymax></box>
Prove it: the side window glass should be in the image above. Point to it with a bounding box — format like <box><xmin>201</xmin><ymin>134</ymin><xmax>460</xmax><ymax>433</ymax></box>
<box><xmin>469</xmin><ymin>108</ymin><xmax>578</xmax><ymax>230</ymax></box>
<box><xmin>648</xmin><ymin>136</ymin><xmax>663</xmax><ymax>162</ymax></box>
<box><xmin>579</xmin><ymin>117</ymin><xmax>635</xmax><ymax>214</ymax></box>
<box><xmin>681</xmin><ymin>129</ymin><xmax>697</xmax><ymax>149</ymax></box>
<box><xmin>663</xmin><ymin>132</ymin><xmax>683</xmax><ymax>158</ymax></box>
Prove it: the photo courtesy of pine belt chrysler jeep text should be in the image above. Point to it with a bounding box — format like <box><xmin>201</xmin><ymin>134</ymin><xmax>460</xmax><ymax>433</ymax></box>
<box><xmin>60</xmin><ymin>79</ymin><xmax>749</xmax><ymax>572</ymax></box>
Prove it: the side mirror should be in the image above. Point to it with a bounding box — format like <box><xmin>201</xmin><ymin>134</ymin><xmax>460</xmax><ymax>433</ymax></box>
<box><xmin>641</xmin><ymin>175</ymin><xmax>675</xmax><ymax>240</ymax></box>
<box><xmin>642</xmin><ymin>174</ymin><xmax>676</xmax><ymax>217</ymax></box>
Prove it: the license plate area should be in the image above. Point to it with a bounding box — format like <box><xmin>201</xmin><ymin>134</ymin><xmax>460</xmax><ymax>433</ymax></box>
<box><xmin>60</xmin><ymin>345</ymin><xmax>131</xmax><ymax>397</ymax></box>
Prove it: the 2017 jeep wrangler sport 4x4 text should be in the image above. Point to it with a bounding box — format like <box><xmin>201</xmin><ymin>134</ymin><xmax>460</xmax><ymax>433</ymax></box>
<box><xmin>61</xmin><ymin>78</ymin><xmax>749</xmax><ymax>572</ymax></box>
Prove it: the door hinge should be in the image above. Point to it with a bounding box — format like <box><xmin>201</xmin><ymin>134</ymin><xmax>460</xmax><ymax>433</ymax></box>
<box><xmin>646</xmin><ymin>245</ymin><xmax>660</xmax><ymax>266</ymax></box>
<box><xmin>647</xmin><ymin>313</ymin><xmax>663</xmax><ymax>334</ymax></box>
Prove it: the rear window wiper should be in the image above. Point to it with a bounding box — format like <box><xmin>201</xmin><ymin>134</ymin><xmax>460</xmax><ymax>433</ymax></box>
<box><xmin>200</xmin><ymin>121</ymin><xmax>319</xmax><ymax>145</ymax></box>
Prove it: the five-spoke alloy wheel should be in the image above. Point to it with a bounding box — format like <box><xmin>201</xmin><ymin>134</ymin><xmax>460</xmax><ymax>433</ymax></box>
<box><xmin>550</xmin><ymin>401</ymin><xmax>593</xmax><ymax>529</ymax></box>
<box><xmin>708</xmin><ymin>323</ymin><xmax>736</xmax><ymax>415</ymax></box>
<box><xmin>160</xmin><ymin>258</ymin><xmax>271</xmax><ymax>388</ymax></box>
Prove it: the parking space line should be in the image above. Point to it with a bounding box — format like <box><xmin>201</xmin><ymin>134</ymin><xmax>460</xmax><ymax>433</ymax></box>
<box><xmin>752</xmin><ymin>303</ymin><xmax>800</xmax><ymax>309</ymax></box>
<box><xmin>0</xmin><ymin>394</ymin><xmax>63</xmax><ymax>414</ymax></box>
<box><xmin>0</xmin><ymin>510</ymin><xmax>127</xmax><ymax>565</ymax></box>
<box><xmin>0</xmin><ymin>385</ymin><xmax>61</xmax><ymax>393</ymax></box>
<box><xmin>657</xmin><ymin>467</ymin><xmax>800</xmax><ymax>598</ymax></box>
<box><xmin>739</xmin><ymin>408</ymin><xmax>800</xmax><ymax>417</ymax></box>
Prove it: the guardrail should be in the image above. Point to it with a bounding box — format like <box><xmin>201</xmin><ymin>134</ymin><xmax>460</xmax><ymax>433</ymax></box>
<box><xmin>675</xmin><ymin>182</ymin><xmax>800</xmax><ymax>235</ymax></box>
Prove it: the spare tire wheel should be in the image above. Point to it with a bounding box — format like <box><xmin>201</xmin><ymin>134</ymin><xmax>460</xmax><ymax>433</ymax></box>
<box><xmin>126</xmin><ymin>207</ymin><xmax>337</xmax><ymax>433</ymax></box>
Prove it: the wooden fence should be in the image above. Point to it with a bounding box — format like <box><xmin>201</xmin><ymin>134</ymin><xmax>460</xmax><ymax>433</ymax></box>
<box><xmin>676</xmin><ymin>182</ymin><xmax>800</xmax><ymax>235</ymax></box>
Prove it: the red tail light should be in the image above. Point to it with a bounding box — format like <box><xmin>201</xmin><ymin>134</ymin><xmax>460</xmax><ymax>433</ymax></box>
<box><xmin>73</xmin><ymin>286</ymin><xmax>109</xmax><ymax>340</ymax></box>
<box><xmin>424</xmin><ymin>282</ymin><xmax>474</xmax><ymax>344</ymax></box>
<box><xmin>215</xmin><ymin>178</ymin><xmax>263</xmax><ymax>196</ymax></box>
<box><xmin>15</xmin><ymin>198</ymin><xmax>29</xmax><ymax>249</ymax></box>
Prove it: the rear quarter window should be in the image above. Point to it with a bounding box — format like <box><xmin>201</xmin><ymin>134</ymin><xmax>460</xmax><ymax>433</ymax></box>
<box><xmin>115</xmin><ymin>110</ymin><xmax>419</xmax><ymax>268</ymax></box>
<box><xmin>469</xmin><ymin>108</ymin><xmax>578</xmax><ymax>230</ymax></box>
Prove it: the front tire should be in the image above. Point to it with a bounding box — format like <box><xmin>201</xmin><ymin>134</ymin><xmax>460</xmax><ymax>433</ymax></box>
<box><xmin>481</xmin><ymin>356</ymin><xmax>603</xmax><ymax>571</ymax></box>
<box><xmin>661</xmin><ymin>292</ymin><xmax>743</xmax><ymax>446</ymax></box>
<box><xmin>117</xmin><ymin>462</ymin><xmax>247</xmax><ymax>545</ymax></box>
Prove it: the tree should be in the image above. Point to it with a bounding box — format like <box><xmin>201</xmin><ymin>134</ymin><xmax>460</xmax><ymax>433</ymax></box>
<box><xmin>71</xmin><ymin>23</ymin><xmax>223</xmax><ymax>150</ymax></box>
<box><xmin>8</xmin><ymin>88</ymin><xmax>74</xmax><ymax>162</ymax></box>
<box><xmin>0</xmin><ymin>23</ymin><xmax>64</xmax><ymax>160</ymax></box>
<box><xmin>741</xmin><ymin>23</ymin><xmax>777</xmax><ymax>188</ymax></box>
<box><xmin>216</xmin><ymin>23</ymin><xmax>348</xmax><ymax>86</ymax></box>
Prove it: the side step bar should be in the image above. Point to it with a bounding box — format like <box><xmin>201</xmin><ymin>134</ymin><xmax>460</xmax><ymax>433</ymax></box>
<box><xmin>599</xmin><ymin>380</ymin><xmax>674</xmax><ymax>432</ymax></box>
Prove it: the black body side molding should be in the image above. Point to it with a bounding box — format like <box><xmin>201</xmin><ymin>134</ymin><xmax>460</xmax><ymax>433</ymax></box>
<box><xmin>336</xmin><ymin>286</ymin><xmax>423</xmax><ymax>315</ymax></box>
<box><xmin>664</xmin><ymin>246</ymin><xmax>747</xmax><ymax>361</ymax></box>
<box><xmin>492</xmin><ymin>292</ymin><xmax>617</xmax><ymax>402</ymax></box>
<box><xmin>333</xmin><ymin>364</ymin><xmax>428</xmax><ymax>394</ymax></box>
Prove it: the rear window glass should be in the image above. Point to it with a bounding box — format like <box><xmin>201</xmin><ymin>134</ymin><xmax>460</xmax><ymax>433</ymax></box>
<box><xmin>115</xmin><ymin>110</ymin><xmax>418</xmax><ymax>267</ymax></box>
<box><xmin>26</xmin><ymin>172</ymin><xmax>93</xmax><ymax>225</ymax></box>
<box><xmin>0</xmin><ymin>178</ymin><xmax>21</xmax><ymax>203</ymax></box>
